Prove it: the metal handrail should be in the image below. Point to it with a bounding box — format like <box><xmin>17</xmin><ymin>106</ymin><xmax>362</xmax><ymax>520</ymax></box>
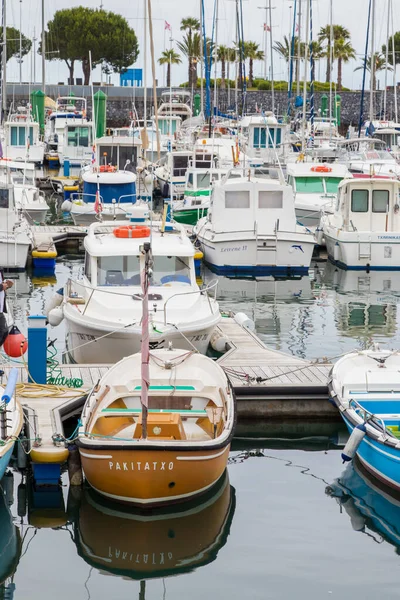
<box><xmin>162</xmin><ymin>279</ymin><xmax>219</xmax><ymax>325</ymax></box>
<box><xmin>348</xmin><ymin>398</ymin><xmax>396</xmax><ymax>439</ymax></box>
<box><xmin>71</xmin><ymin>192</ymin><xmax>104</xmax><ymax>204</ymax></box>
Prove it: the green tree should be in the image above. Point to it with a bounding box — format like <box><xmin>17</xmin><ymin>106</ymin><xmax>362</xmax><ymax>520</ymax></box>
<box><xmin>0</xmin><ymin>26</ymin><xmax>31</xmax><ymax>65</ymax></box>
<box><xmin>354</xmin><ymin>52</ymin><xmax>392</xmax><ymax>92</ymax></box>
<box><xmin>158</xmin><ymin>49</ymin><xmax>181</xmax><ymax>87</ymax></box>
<box><xmin>217</xmin><ymin>45</ymin><xmax>230</xmax><ymax>89</ymax></box>
<box><xmin>243</xmin><ymin>41</ymin><xmax>264</xmax><ymax>87</ymax></box>
<box><xmin>273</xmin><ymin>35</ymin><xmax>301</xmax><ymax>83</ymax></box>
<box><xmin>178</xmin><ymin>17</ymin><xmax>200</xmax><ymax>88</ymax></box>
<box><xmin>318</xmin><ymin>24</ymin><xmax>352</xmax><ymax>83</ymax></box>
<box><xmin>41</xmin><ymin>8</ymin><xmax>139</xmax><ymax>85</ymax></box>
<box><xmin>334</xmin><ymin>39</ymin><xmax>356</xmax><ymax>90</ymax></box>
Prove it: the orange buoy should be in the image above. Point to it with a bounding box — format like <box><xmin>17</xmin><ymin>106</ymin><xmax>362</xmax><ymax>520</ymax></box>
<box><xmin>113</xmin><ymin>225</ymin><xmax>151</xmax><ymax>239</ymax></box>
<box><xmin>311</xmin><ymin>165</ymin><xmax>332</xmax><ymax>173</ymax></box>
<box><xmin>3</xmin><ymin>326</ymin><xmax>28</xmax><ymax>357</ymax></box>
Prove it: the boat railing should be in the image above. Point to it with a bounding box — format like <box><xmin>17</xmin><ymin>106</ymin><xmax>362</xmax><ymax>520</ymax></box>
<box><xmin>348</xmin><ymin>398</ymin><xmax>396</xmax><ymax>439</ymax></box>
<box><xmin>162</xmin><ymin>278</ymin><xmax>219</xmax><ymax>325</ymax></box>
<box><xmin>71</xmin><ymin>192</ymin><xmax>105</xmax><ymax>205</ymax></box>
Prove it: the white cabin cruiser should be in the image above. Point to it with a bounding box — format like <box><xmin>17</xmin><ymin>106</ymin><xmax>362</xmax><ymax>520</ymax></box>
<box><xmin>154</xmin><ymin>150</ymin><xmax>192</xmax><ymax>197</ymax></box>
<box><xmin>286</xmin><ymin>163</ymin><xmax>352</xmax><ymax>230</ymax></box>
<box><xmin>323</xmin><ymin>176</ymin><xmax>400</xmax><ymax>269</ymax></box>
<box><xmin>60</xmin><ymin>219</ymin><xmax>220</xmax><ymax>363</ymax></box>
<box><xmin>157</xmin><ymin>90</ymin><xmax>192</xmax><ymax>121</ymax></box>
<box><xmin>240</xmin><ymin>113</ymin><xmax>290</xmax><ymax>166</ymax></box>
<box><xmin>3</xmin><ymin>106</ymin><xmax>45</xmax><ymax>164</ymax></box>
<box><xmin>45</xmin><ymin>96</ymin><xmax>91</xmax><ymax>166</ymax></box>
<box><xmin>194</xmin><ymin>169</ymin><xmax>315</xmax><ymax>276</ymax></box>
<box><xmin>337</xmin><ymin>138</ymin><xmax>400</xmax><ymax>178</ymax></box>
<box><xmin>0</xmin><ymin>162</ymin><xmax>49</xmax><ymax>223</ymax></box>
<box><xmin>173</xmin><ymin>166</ymin><xmax>228</xmax><ymax>225</ymax></box>
<box><xmin>0</xmin><ymin>180</ymin><xmax>31</xmax><ymax>270</ymax></box>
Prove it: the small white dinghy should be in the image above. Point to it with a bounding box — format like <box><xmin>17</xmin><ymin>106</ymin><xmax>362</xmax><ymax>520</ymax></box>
<box><xmin>330</xmin><ymin>344</ymin><xmax>400</xmax><ymax>490</ymax></box>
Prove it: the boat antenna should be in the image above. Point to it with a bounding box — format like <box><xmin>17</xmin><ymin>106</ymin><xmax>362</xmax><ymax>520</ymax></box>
<box><xmin>140</xmin><ymin>241</ymin><xmax>152</xmax><ymax>439</ymax></box>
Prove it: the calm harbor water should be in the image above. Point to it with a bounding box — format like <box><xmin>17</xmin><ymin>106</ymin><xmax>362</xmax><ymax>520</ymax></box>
<box><xmin>3</xmin><ymin>194</ymin><xmax>400</xmax><ymax>598</ymax></box>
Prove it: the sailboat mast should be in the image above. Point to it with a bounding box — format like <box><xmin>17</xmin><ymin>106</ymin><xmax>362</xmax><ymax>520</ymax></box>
<box><xmin>2</xmin><ymin>0</ymin><xmax>6</xmax><ymax>114</ymax></box>
<box><xmin>391</xmin><ymin>0</ymin><xmax>398</xmax><ymax>123</ymax></box>
<box><xmin>384</xmin><ymin>0</ymin><xmax>390</xmax><ymax>120</ymax></box>
<box><xmin>140</xmin><ymin>242</ymin><xmax>151</xmax><ymax>440</ymax></box>
<box><xmin>268</xmin><ymin>0</ymin><xmax>274</xmax><ymax>113</ymax></box>
<box><xmin>41</xmin><ymin>0</ymin><xmax>45</xmax><ymax>93</ymax></box>
<box><xmin>296</xmin><ymin>0</ymin><xmax>301</xmax><ymax>97</ymax></box>
<box><xmin>301</xmin><ymin>0</ymin><xmax>309</xmax><ymax>152</ymax></box>
<box><xmin>369</xmin><ymin>0</ymin><xmax>375</xmax><ymax>124</ymax></box>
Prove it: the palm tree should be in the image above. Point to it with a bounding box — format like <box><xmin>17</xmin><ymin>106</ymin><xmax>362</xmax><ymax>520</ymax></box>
<box><xmin>217</xmin><ymin>45</ymin><xmax>230</xmax><ymax>89</ymax></box>
<box><xmin>274</xmin><ymin>35</ymin><xmax>301</xmax><ymax>83</ymax></box>
<box><xmin>243</xmin><ymin>41</ymin><xmax>264</xmax><ymax>87</ymax></box>
<box><xmin>158</xmin><ymin>49</ymin><xmax>182</xmax><ymax>88</ymax></box>
<box><xmin>354</xmin><ymin>52</ymin><xmax>392</xmax><ymax>91</ymax></box>
<box><xmin>334</xmin><ymin>39</ymin><xmax>356</xmax><ymax>90</ymax></box>
<box><xmin>179</xmin><ymin>17</ymin><xmax>200</xmax><ymax>88</ymax></box>
<box><xmin>308</xmin><ymin>40</ymin><xmax>325</xmax><ymax>82</ymax></box>
<box><xmin>318</xmin><ymin>24</ymin><xmax>352</xmax><ymax>83</ymax></box>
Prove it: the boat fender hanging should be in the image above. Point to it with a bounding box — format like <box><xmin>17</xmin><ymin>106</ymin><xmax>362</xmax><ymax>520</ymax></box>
<box><xmin>341</xmin><ymin>423</ymin><xmax>366</xmax><ymax>463</ymax></box>
<box><xmin>45</xmin><ymin>288</ymin><xmax>64</xmax><ymax>317</ymax></box>
<box><xmin>48</xmin><ymin>306</ymin><xmax>64</xmax><ymax>327</ymax></box>
<box><xmin>61</xmin><ymin>200</ymin><xmax>73</xmax><ymax>212</ymax></box>
<box><xmin>234</xmin><ymin>312</ymin><xmax>255</xmax><ymax>331</ymax></box>
<box><xmin>3</xmin><ymin>325</ymin><xmax>28</xmax><ymax>357</ymax></box>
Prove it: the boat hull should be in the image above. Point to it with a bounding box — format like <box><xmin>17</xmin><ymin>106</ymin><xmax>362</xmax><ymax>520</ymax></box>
<box><xmin>197</xmin><ymin>233</ymin><xmax>315</xmax><ymax>276</ymax></box>
<box><xmin>173</xmin><ymin>207</ymin><xmax>209</xmax><ymax>225</ymax></box>
<box><xmin>65</xmin><ymin>319</ymin><xmax>217</xmax><ymax>363</ymax></box>
<box><xmin>0</xmin><ymin>236</ymin><xmax>30</xmax><ymax>270</ymax></box>
<box><xmin>325</xmin><ymin>231</ymin><xmax>400</xmax><ymax>270</ymax></box>
<box><xmin>78</xmin><ymin>445</ymin><xmax>231</xmax><ymax>506</ymax></box>
<box><xmin>0</xmin><ymin>444</ymin><xmax>15</xmax><ymax>480</ymax></box>
<box><xmin>342</xmin><ymin>416</ymin><xmax>400</xmax><ymax>491</ymax></box>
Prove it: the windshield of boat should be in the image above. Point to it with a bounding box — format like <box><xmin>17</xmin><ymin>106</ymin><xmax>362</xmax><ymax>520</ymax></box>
<box><xmin>11</xmin><ymin>171</ymin><xmax>34</xmax><ymax>185</ymax></box>
<box><xmin>294</xmin><ymin>176</ymin><xmax>342</xmax><ymax>195</ymax></box>
<box><xmin>197</xmin><ymin>173</ymin><xmax>211</xmax><ymax>188</ymax></box>
<box><xmin>149</xmin><ymin>256</ymin><xmax>191</xmax><ymax>285</ymax></box>
<box><xmin>97</xmin><ymin>255</ymin><xmax>191</xmax><ymax>286</ymax></box>
<box><xmin>97</xmin><ymin>256</ymin><xmax>141</xmax><ymax>286</ymax></box>
<box><xmin>362</xmin><ymin>150</ymin><xmax>395</xmax><ymax>162</ymax></box>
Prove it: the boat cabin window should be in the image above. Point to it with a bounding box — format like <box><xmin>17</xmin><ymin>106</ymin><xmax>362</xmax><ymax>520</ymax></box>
<box><xmin>187</xmin><ymin>173</ymin><xmax>194</xmax><ymax>189</ymax></box>
<box><xmin>84</xmin><ymin>252</ymin><xmax>91</xmax><ymax>281</ymax></box>
<box><xmin>258</xmin><ymin>190</ymin><xmax>283</xmax><ymax>209</ymax></box>
<box><xmin>0</xmin><ymin>188</ymin><xmax>9</xmax><ymax>208</ymax></box>
<box><xmin>325</xmin><ymin>177</ymin><xmax>343</xmax><ymax>194</ymax></box>
<box><xmin>97</xmin><ymin>255</ymin><xmax>140</xmax><ymax>286</ymax></box>
<box><xmin>253</xmin><ymin>127</ymin><xmax>281</xmax><ymax>149</ymax></box>
<box><xmin>10</xmin><ymin>126</ymin><xmax>33</xmax><ymax>146</ymax></box>
<box><xmin>225</xmin><ymin>191</ymin><xmax>250</xmax><ymax>209</ymax></box>
<box><xmin>351</xmin><ymin>189</ymin><xmax>369</xmax><ymax>212</ymax></box>
<box><xmin>150</xmin><ymin>256</ymin><xmax>191</xmax><ymax>285</ymax></box>
<box><xmin>173</xmin><ymin>156</ymin><xmax>190</xmax><ymax>177</ymax></box>
<box><xmin>372</xmin><ymin>190</ymin><xmax>389</xmax><ymax>213</ymax></box>
<box><xmin>99</xmin><ymin>145</ymin><xmax>137</xmax><ymax>170</ymax></box>
<box><xmin>67</xmin><ymin>126</ymin><xmax>91</xmax><ymax>148</ymax></box>
<box><xmin>197</xmin><ymin>173</ymin><xmax>211</xmax><ymax>189</ymax></box>
<box><xmin>295</xmin><ymin>177</ymin><xmax>324</xmax><ymax>193</ymax></box>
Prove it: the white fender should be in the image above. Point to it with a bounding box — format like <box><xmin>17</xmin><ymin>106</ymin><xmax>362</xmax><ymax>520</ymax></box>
<box><xmin>234</xmin><ymin>312</ymin><xmax>255</xmax><ymax>331</ymax></box>
<box><xmin>210</xmin><ymin>330</ymin><xmax>229</xmax><ymax>354</ymax></box>
<box><xmin>45</xmin><ymin>288</ymin><xmax>64</xmax><ymax>317</ymax></box>
<box><xmin>341</xmin><ymin>423</ymin><xmax>366</xmax><ymax>462</ymax></box>
<box><xmin>48</xmin><ymin>306</ymin><xmax>64</xmax><ymax>327</ymax></box>
<box><xmin>61</xmin><ymin>200</ymin><xmax>73</xmax><ymax>212</ymax></box>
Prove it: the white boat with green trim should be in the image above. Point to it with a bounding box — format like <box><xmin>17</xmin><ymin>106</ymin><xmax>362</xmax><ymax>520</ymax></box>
<box><xmin>173</xmin><ymin>167</ymin><xmax>228</xmax><ymax>225</ymax></box>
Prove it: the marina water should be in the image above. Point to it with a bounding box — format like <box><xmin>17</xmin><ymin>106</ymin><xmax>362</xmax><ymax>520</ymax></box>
<box><xmin>3</xmin><ymin>199</ymin><xmax>400</xmax><ymax>598</ymax></box>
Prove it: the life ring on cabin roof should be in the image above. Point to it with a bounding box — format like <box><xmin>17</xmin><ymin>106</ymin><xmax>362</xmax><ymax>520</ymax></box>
<box><xmin>99</xmin><ymin>165</ymin><xmax>117</xmax><ymax>173</ymax></box>
<box><xmin>113</xmin><ymin>225</ymin><xmax>151</xmax><ymax>238</ymax></box>
<box><xmin>311</xmin><ymin>165</ymin><xmax>332</xmax><ymax>173</ymax></box>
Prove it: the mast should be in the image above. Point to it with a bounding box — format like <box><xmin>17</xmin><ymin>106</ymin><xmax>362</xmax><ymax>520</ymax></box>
<box><xmin>391</xmin><ymin>0</ymin><xmax>398</xmax><ymax>123</ymax></box>
<box><xmin>296</xmin><ymin>0</ymin><xmax>301</xmax><ymax>97</ymax></box>
<box><xmin>268</xmin><ymin>0</ymin><xmax>274</xmax><ymax>113</ymax></box>
<box><xmin>328</xmin><ymin>0</ymin><xmax>333</xmax><ymax>135</ymax></box>
<box><xmin>309</xmin><ymin>0</ymin><xmax>314</xmax><ymax>146</ymax></box>
<box><xmin>2</xmin><ymin>0</ymin><xmax>6</xmax><ymax>114</ymax></box>
<box><xmin>383</xmin><ymin>0</ymin><xmax>390</xmax><ymax>120</ymax></box>
<box><xmin>41</xmin><ymin>0</ymin><xmax>45</xmax><ymax>93</ymax></box>
<box><xmin>19</xmin><ymin>0</ymin><xmax>22</xmax><ymax>84</ymax></box>
<box><xmin>147</xmin><ymin>0</ymin><xmax>160</xmax><ymax>160</ymax></box>
<box><xmin>301</xmin><ymin>0</ymin><xmax>309</xmax><ymax>152</ymax></box>
<box><xmin>200</xmin><ymin>0</ymin><xmax>204</xmax><ymax>115</ymax></box>
<box><xmin>369</xmin><ymin>0</ymin><xmax>375</xmax><ymax>124</ymax></box>
<box><xmin>143</xmin><ymin>0</ymin><xmax>147</xmax><ymax>131</ymax></box>
<box><xmin>140</xmin><ymin>242</ymin><xmax>152</xmax><ymax>440</ymax></box>
<box><xmin>213</xmin><ymin>0</ymin><xmax>219</xmax><ymax>116</ymax></box>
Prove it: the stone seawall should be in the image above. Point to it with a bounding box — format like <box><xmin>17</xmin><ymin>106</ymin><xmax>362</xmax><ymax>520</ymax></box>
<box><xmin>7</xmin><ymin>84</ymin><xmax>397</xmax><ymax>128</ymax></box>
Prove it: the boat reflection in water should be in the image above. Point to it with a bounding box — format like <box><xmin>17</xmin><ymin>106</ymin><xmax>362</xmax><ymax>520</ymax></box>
<box><xmin>323</xmin><ymin>263</ymin><xmax>399</xmax><ymax>339</ymax></box>
<box><xmin>73</xmin><ymin>470</ymin><xmax>235</xmax><ymax>580</ymax></box>
<box><xmin>0</xmin><ymin>481</ymin><xmax>21</xmax><ymax>595</ymax></box>
<box><xmin>326</xmin><ymin>459</ymin><xmax>400</xmax><ymax>550</ymax></box>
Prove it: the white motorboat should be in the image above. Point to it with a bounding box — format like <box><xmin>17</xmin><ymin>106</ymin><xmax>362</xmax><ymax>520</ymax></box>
<box><xmin>0</xmin><ymin>179</ymin><xmax>31</xmax><ymax>270</ymax></box>
<box><xmin>240</xmin><ymin>113</ymin><xmax>290</xmax><ymax>166</ymax></box>
<box><xmin>173</xmin><ymin>166</ymin><xmax>228</xmax><ymax>225</ymax></box>
<box><xmin>337</xmin><ymin>138</ymin><xmax>400</xmax><ymax>178</ymax></box>
<box><xmin>3</xmin><ymin>105</ymin><xmax>45</xmax><ymax>164</ymax></box>
<box><xmin>1</xmin><ymin>162</ymin><xmax>49</xmax><ymax>223</ymax></box>
<box><xmin>194</xmin><ymin>169</ymin><xmax>315</xmax><ymax>276</ymax></box>
<box><xmin>154</xmin><ymin>150</ymin><xmax>192</xmax><ymax>197</ymax></box>
<box><xmin>323</xmin><ymin>176</ymin><xmax>400</xmax><ymax>270</ymax></box>
<box><xmin>58</xmin><ymin>220</ymin><xmax>220</xmax><ymax>363</ymax></box>
<box><xmin>45</xmin><ymin>97</ymin><xmax>92</xmax><ymax>166</ymax></box>
<box><xmin>286</xmin><ymin>162</ymin><xmax>352</xmax><ymax>230</ymax></box>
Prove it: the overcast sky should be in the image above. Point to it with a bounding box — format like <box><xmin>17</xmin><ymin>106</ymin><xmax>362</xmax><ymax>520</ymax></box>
<box><xmin>5</xmin><ymin>0</ymin><xmax>398</xmax><ymax>90</ymax></box>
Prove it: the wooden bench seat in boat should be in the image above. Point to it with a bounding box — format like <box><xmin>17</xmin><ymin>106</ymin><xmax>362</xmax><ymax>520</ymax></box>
<box><xmin>133</xmin><ymin>413</ymin><xmax>187</xmax><ymax>440</ymax></box>
<box><xmin>101</xmin><ymin>408</ymin><xmax>208</xmax><ymax>418</ymax></box>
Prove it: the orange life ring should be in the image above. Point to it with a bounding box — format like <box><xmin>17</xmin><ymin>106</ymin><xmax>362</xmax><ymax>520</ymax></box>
<box><xmin>113</xmin><ymin>225</ymin><xmax>151</xmax><ymax>238</ymax></box>
<box><xmin>99</xmin><ymin>165</ymin><xmax>116</xmax><ymax>173</ymax></box>
<box><xmin>311</xmin><ymin>165</ymin><xmax>332</xmax><ymax>173</ymax></box>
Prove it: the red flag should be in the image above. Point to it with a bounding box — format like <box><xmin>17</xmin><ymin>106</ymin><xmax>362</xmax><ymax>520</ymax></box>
<box><xmin>164</xmin><ymin>20</ymin><xmax>171</xmax><ymax>31</ymax></box>
<box><xmin>263</xmin><ymin>23</ymin><xmax>271</xmax><ymax>32</ymax></box>
<box><xmin>94</xmin><ymin>189</ymin><xmax>102</xmax><ymax>214</ymax></box>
